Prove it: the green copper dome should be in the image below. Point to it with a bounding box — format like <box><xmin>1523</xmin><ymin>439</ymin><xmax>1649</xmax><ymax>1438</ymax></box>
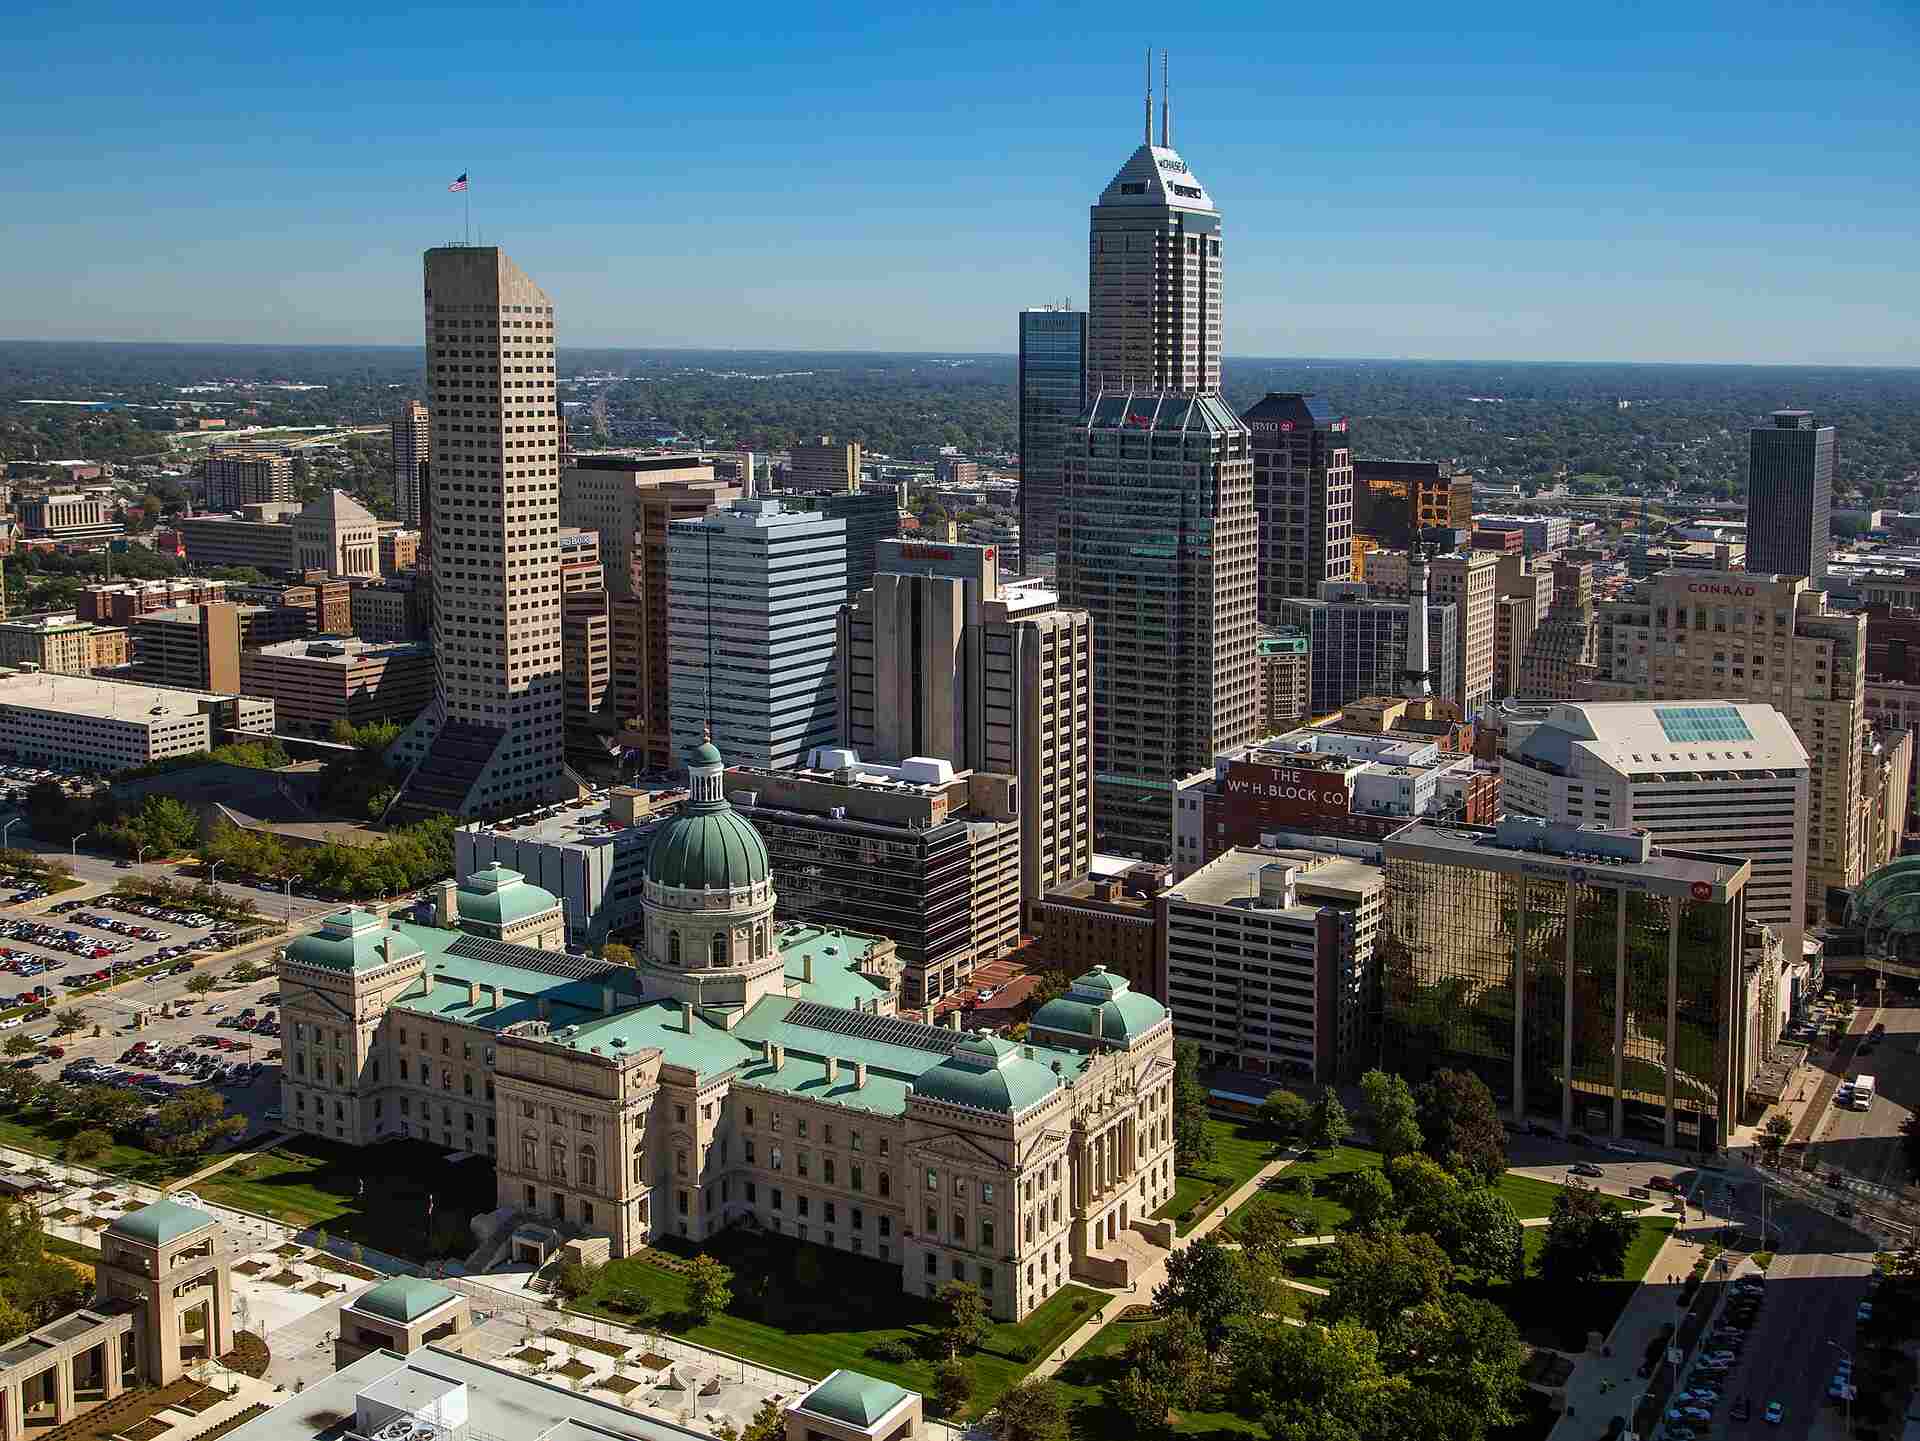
<box><xmin>456</xmin><ymin>863</ymin><xmax>558</xmax><ymax>927</ymax></box>
<box><xmin>354</xmin><ymin>1276</ymin><xmax>458</xmax><ymax>1323</ymax></box>
<box><xmin>1031</xmin><ymin>965</ymin><xmax>1168</xmax><ymax>1045</ymax></box>
<box><xmin>911</xmin><ymin>1033</ymin><xmax>1060</xmax><ymax>1114</ymax></box>
<box><xmin>799</xmin><ymin>1371</ymin><xmax>912</xmax><ymax>1427</ymax></box>
<box><xmin>108</xmin><ymin>1198</ymin><xmax>215</xmax><ymax>1245</ymax></box>
<box><xmin>646</xmin><ymin>738</ymin><xmax>769</xmax><ymax>891</ymax></box>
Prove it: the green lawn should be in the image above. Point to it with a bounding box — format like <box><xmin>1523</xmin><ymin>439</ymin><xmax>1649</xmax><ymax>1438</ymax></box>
<box><xmin>1228</xmin><ymin>1142</ymin><xmax>1583</xmax><ymax>1237</ymax></box>
<box><xmin>1469</xmin><ymin>1217</ymin><xmax>1675</xmax><ymax>1350</ymax></box>
<box><xmin>576</xmin><ymin>1230</ymin><xmax>1103</xmax><ymax>1420</ymax></box>
<box><xmin>1051</xmin><ymin>1316</ymin><xmax>1261</xmax><ymax>1440</ymax></box>
<box><xmin>0</xmin><ymin>1106</ymin><xmax>201</xmax><ymax>1184</ymax></box>
<box><xmin>194</xmin><ymin>1137</ymin><xmax>497</xmax><ymax>1260</ymax></box>
<box><xmin>1154</xmin><ymin>1119</ymin><xmax>1281</xmax><ymax>1235</ymax></box>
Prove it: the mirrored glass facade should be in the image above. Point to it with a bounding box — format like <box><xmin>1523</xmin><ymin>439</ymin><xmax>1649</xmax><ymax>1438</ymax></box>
<box><xmin>1382</xmin><ymin>855</ymin><xmax>1745</xmax><ymax>1148</ymax></box>
<box><xmin>1017</xmin><ymin>309</ymin><xmax>1086</xmax><ymax>567</ymax></box>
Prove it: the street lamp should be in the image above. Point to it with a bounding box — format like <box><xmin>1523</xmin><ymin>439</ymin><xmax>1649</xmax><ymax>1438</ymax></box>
<box><xmin>0</xmin><ymin>816</ymin><xmax>21</xmax><ymax>848</ymax></box>
<box><xmin>70</xmin><ymin>830</ymin><xmax>91</xmax><ymax>859</ymax></box>
<box><xmin>208</xmin><ymin>861</ymin><xmax>224</xmax><ymax>887</ymax></box>
<box><xmin>281</xmin><ymin>877</ymin><xmax>294</xmax><ymax>926</ymax></box>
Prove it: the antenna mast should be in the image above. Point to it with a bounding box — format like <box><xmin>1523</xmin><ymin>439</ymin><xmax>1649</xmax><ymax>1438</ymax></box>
<box><xmin>1161</xmin><ymin>50</ymin><xmax>1170</xmax><ymax>147</ymax></box>
<box><xmin>1144</xmin><ymin>47</ymin><xmax>1152</xmax><ymax>144</ymax></box>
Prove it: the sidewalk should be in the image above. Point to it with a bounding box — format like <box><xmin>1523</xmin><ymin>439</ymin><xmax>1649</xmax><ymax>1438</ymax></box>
<box><xmin>1028</xmin><ymin>1151</ymin><xmax>1299</xmax><ymax>1381</ymax></box>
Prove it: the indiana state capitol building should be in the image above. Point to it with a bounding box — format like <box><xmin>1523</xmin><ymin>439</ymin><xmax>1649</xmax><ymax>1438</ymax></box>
<box><xmin>276</xmin><ymin>740</ymin><xmax>1176</xmax><ymax>1320</ymax></box>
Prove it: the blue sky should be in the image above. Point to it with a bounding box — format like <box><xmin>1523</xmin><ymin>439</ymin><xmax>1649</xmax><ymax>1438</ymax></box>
<box><xmin>4</xmin><ymin>0</ymin><xmax>1916</xmax><ymax>364</ymax></box>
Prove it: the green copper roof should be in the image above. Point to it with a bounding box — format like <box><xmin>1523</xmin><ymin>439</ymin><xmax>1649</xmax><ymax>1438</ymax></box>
<box><xmin>456</xmin><ymin>863</ymin><xmax>559</xmax><ymax>928</ymax></box>
<box><xmin>910</xmin><ymin>1032</ymin><xmax>1061</xmax><ymax>1114</ymax></box>
<box><xmin>109</xmin><ymin>1198</ymin><xmax>215</xmax><ymax>1245</ymax></box>
<box><xmin>799</xmin><ymin>1370</ymin><xmax>912</xmax><ymax>1427</ymax></box>
<box><xmin>690</xmin><ymin>740</ymin><xmax>724</xmax><ymax>767</ymax></box>
<box><xmin>1031</xmin><ymin>966</ymin><xmax>1168</xmax><ymax>1044</ymax></box>
<box><xmin>646</xmin><ymin>804</ymin><xmax>769</xmax><ymax>891</ymax></box>
<box><xmin>286</xmin><ymin>910</ymin><xmax>423</xmax><ymax>973</ymax></box>
<box><xmin>354</xmin><ymin>1276</ymin><xmax>457</xmax><ymax>1323</ymax></box>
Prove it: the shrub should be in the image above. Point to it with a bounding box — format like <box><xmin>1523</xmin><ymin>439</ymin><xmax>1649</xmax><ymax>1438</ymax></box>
<box><xmin>866</xmin><ymin>1338</ymin><xmax>916</xmax><ymax>1363</ymax></box>
<box><xmin>1007</xmin><ymin>1341</ymin><xmax>1039</xmax><ymax>1363</ymax></box>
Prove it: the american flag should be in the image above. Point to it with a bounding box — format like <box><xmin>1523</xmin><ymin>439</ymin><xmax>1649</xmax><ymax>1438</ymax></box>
<box><xmin>448</xmin><ymin>173</ymin><xmax>468</xmax><ymax>193</ymax></box>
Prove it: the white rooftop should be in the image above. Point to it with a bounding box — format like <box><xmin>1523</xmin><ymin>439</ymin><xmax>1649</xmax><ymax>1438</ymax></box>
<box><xmin>0</xmin><ymin>670</ymin><xmax>237</xmax><ymax>717</ymax></box>
<box><xmin>250</xmin><ymin>635</ymin><xmax>430</xmax><ymax>663</ymax></box>
<box><xmin>1511</xmin><ymin>700</ymin><xmax>1809</xmax><ymax>772</ymax></box>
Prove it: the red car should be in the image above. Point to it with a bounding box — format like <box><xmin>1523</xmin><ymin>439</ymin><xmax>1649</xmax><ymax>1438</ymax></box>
<box><xmin>1648</xmin><ymin>1176</ymin><xmax>1678</xmax><ymax>1192</ymax></box>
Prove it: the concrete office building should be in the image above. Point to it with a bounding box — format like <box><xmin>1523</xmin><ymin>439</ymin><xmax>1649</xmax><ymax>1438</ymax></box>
<box><xmin>18</xmin><ymin>493</ymin><xmax>121</xmax><ymax>544</ymax></box>
<box><xmin>1473</xmin><ymin>513</ymin><xmax>1569</xmax><ymax>554</ymax></box>
<box><xmin>293</xmin><ymin>490</ymin><xmax>381</xmax><ymax>578</ymax></box>
<box><xmin>1172</xmin><ymin>728</ymin><xmax>1497</xmax><ymax>876</ymax></box>
<box><xmin>1363</xmin><ymin>547</ymin><xmax>1499</xmax><ymax>719</ymax></box>
<box><xmin>1497</xmin><ymin>700</ymin><xmax>1811</xmax><ymax>964</ymax></box>
<box><xmin>175</xmin><ymin>509</ymin><xmax>299</xmax><ymax>574</ymax></box>
<box><xmin>0</xmin><ymin>612</ymin><xmax>105</xmax><ymax>676</ymax></box>
<box><xmin>1587</xmin><ymin>570</ymin><xmax>1874</xmax><ymax>901</ymax></box>
<box><xmin>1382</xmin><ymin>816</ymin><xmax>1753</xmax><ymax>1147</ymax></box>
<box><xmin>392</xmin><ymin>399</ymin><xmax>429</xmax><ymax>528</ymax></box>
<box><xmin>378</xmin><ymin>528</ymin><xmax>420</xmax><ymax>575</ymax></box>
<box><xmin>786</xmin><ymin>436</ymin><xmax>863</xmax><ymax>494</ymax></box>
<box><xmin>1516</xmin><ymin>560</ymin><xmax>1595</xmax><ymax>700</ymax></box>
<box><xmin>1018</xmin><ymin>306</ymin><xmax>1088</xmax><ymax>566</ymax></box>
<box><xmin>456</xmin><ymin>785</ymin><xmax>686</xmax><ymax>946</ymax></box>
<box><xmin>1242</xmin><ymin>392</ymin><xmax>1353</xmax><ymax>608</ymax></box>
<box><xmin>726</xmin><ymin>751</ymin><xmax>1022</xmax><ymax>1009</ymax></box>
<box><xmin>789</xmin><ymin>488</ymin><xmax>903</xmax><ymax>600</ymax></box>
<box><xmin>1747</xmin><ymin>409</ymin><xmax>1835</xmax><ymax>583</ymax></box>
<box><xmin>560</xmin><ymin>453</ymin><xmax>742</xmax><ymax>769</ymax></box>
<box><xmin>838</xmin><ymin>540</ymin><xmax>1094</xmax><ymax>926</ymax></box>
<box><xmin>280</xmin><ymin>740</ymin><xmax>1176</xmax><ymax>1317</ymax></box>
<box><xmin>127</xmin><ymin>603</ymin><xmax>248</xmax><ymax>693</ymax></box>
<box><xmin>1032</xmin><ymin>867</ymin><xmax>1166</xmax><ymax>1001</ymax></box>
<box><xmin>389</xmin><ymin>246</ymin><xmax>570</xmax><ymax>818</ymax></box>
<box><xmin>558</xmin><ymin>527</ymin><xmax>613</xmax><ymax>757</ymax></box>
<box><xmin>1163</xmin><ymin>847</ymin><xmax>1384</xmax><ymax>1082</ymax></box>
<box><xmin>239</xmin><ymin>636</ymin><xmax>434</xmax><ymax>738</ymax></box>
<box><xmin>667</xmin><ymin>498</ymin><xmax>845</xmax><ymax>770</ymax></box>
<box><xmin>1272</xmin><ymin>582</ymin><xmax>1457</xmax><ymax>718</ymax></box>
<box><xmin>202</xmin><ymin>444</ymin><xmax>295</xmax><ymax>510</ymax></box>
<box><xmin>0</xmin><ymin>671</ymin><xmax>272</xmax><ymax>771</ymax></box>
<box><xmin>350</xmin><ymin>576</ymin><xmax>429</xmax><ymax>643</ymax></box>
<box><xmin>1255</xmin><ymin>628</ymin><xmax>1310</xmax><ymax>736</ymax></box>
<box><xmin>1864</xmin><ymin>607</ymin><xmax>1920</xmax><ymax>826</ymax></box>
<box><xmin>225</xmin><ymin>577</ymin><xmax>351</xmax><ymax>636</ymax></box>
<box><xmin>1493</xmin><ymin>564</ymin><xmax>1550</xmax><ymax>701</ymax></box>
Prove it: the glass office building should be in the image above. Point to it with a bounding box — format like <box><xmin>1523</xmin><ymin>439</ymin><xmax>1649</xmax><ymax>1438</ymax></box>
<box><xmin>1017</xmin><ymin>307</ymin><xmax>1087</xmax><ymax>568</ymax></box>
<box><xmin>1746</xmin><ymin>409</ymin><xmax>1835</xmax><ymax>583</ymax></box>
<box><xmin>1381</xmin><ymin>818</ymin><xmax>1752</xmax><ymax>1149</ymax></box>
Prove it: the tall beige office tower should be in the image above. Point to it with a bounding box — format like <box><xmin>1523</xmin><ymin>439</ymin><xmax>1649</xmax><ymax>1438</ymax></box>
<box><xmin>838</xmin><ymin>539</ymin><xmax>1095</xmax><ymax>925</ymax></box>
<box><xmin>1587</xmin><ymin>570</ymin><xmax>1870</xmax><ymax>902</ymax></box>
<box><xmin>785</xmin><ymin>436</ymin><xmax>862</xmax><ymax>494</ymax></box>
<box><xmin>202</xmin><ymin>445</ymin><xmax>294</xmax><ymax>510</ymax></box>
<box><xmin>1364</xmin><ymin>546</ymin><xmax>1499</xmax><ymax>718</ymax></box>
<box><xmin>391</xmin><ymin>400</ymin><xmax>429</xmax><ymax>528</ymax></box>
<box><xmin>388</xmin><ymin>246</ymin><xmax>570</xmax><ymax>818</ymax></box>
<box><xmin>1059</xmin><ymin>57</ymin><xmax>1256</xmax><ymax>857</ymax></box>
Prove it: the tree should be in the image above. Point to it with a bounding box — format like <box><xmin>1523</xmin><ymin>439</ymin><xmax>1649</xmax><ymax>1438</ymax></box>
<box><xmin>1171</xmin><ymin>1043</ymin><xmax>1214</xmax><ymax>1170</ymax></box>
<box><xmin>65</xmin><ymin>1129</ymin><xmax>112</xmax><ymax>1165</ymax></box>
<box><xmin>1316</xmin><ymin>1232</ymin><xmax>1454</xmax><ymax>1338</ymax></box>
<box><xmin>1414</xmin><ymin>1070</ymin><xmax>1506</xmax><ymax>1183</ymax></box>
<box><xmin>1258</xmin><ymin>1088</ymin><xmax>1312</xmax><ymax>1142</ymax></box>
<box><xmin>684</xmin><ymin>1255</ymin><xmax>733</xmax><ymax>1324</ymax></box>
<box><xmin>1382</xmin><ymin>1294</ymin><xmax>1526</xmax><ymax>1434</ymax></box>
<box><xmin>1153</xmin><ymin>1237</ymin><xmax>1253</xmax><ymax>1351</ymax></box>
<box><xmin>1229</xmin><ymin>1318</ymin><xmax>1402</xmax><ymax>1441</ymax></box>
<box><xmin>1110</xmin><ymin>1368</ymin><xmax>1173</xmax><ymax>1438</ymax></box>
<box><xmin>54</xmin><ymin>1008</ymin><xmax>85</xmax><ymax>1033</ymax></box>
<box><xmin>147</xmin><ymin>1089</ymin><xmax>246</xmax><ymax>1156</ymax></box>
<box><xmin>934</xmin><ymin>1279</ymin><xmax>992</xmax><ymax>1357</ymax></box>
<box><xmin>1120</xmin><ymin>1310</ymin><xmax>1215</xmax><ymax>1417</ymax></box>
<box><xmin>932</xmin><ymin>1357</ymin><xmax>972</xmax><ymax>1417</ymax></box>
<box><xmin>1233</xmin><ymin>1196</ymin><xmax>1299</xmax><ymax>1270</ymax></box>
<box><xmin>2</xmin><ymin>1035</ymin><xmax>34</xmax><ymax>1058</ymax></box>
<box><xmin>184</xmin><ymin>973</ymin><xmax>215</xmax><ymax>995</ymax></box>
<box><xmin>552</xmin><ymin>1260</ymin><xmax>600</xmax><ymax>1302</ymax></box>
<box><xmin>1442</xmin><ymin>1186</ymin><xmax>1524</xmax><ymax>1284</ymax></box>
<box><xmin>1309</xmin><ymin>1092</ymin><xmax>1351</xmax><ymax>1150</ymax></box>
<box><xmin>986</xmin><ymin>1378</ymin><xmax>1066</xmax><ymax>1441</ymax></box>
<box><xmin>1536</xmin><ymin>1187</ymin><xmax>1637</xmax><ymax>1289</ymax></box>
<box><xmin>1342</xmin><ymin>1168</ymin><xmax>1399</xmax><ymax>1234</ymax></box>
<box><xmin>1761</xmin><ymin>1113</ymin><xmax>1793</xmax><ymax>1162</ymax></box>
<box><xmin>0</xmin><ymin>1297</ymin><xmax>29</xmax><ymax>1348</ymax></box>
<box><xmin>733</xmin><ymin>1398</ymin><xmax>785</xmax><ymax>1441</ymax></box>
<box><xmin>601</xmin><ymin>942</ymin><xmax>636</xmax><ymax>966</ymax></box>
<box><xmin>1359</xmin><ymin>1070</ymin><xmax>1422</xmax><ymax>1162</ymax></box>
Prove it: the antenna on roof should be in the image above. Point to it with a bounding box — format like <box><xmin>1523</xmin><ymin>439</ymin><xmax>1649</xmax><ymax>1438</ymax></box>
<box><xmin>1143</xmin><ymin>46</ymin><xmax>1152</xmax><ymax>145</ymax></box>
<box><xmin>1161</xmin><ymin>50</ymin><xmax>1171</xmax><ymax>148</ymax></box>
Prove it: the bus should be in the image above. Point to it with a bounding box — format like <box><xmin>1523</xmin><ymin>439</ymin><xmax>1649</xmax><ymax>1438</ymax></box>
<box><xmin>1850</xmin><ymin>1075</ymin><xmax>1876</xmax><ymax>1111</ymax></box>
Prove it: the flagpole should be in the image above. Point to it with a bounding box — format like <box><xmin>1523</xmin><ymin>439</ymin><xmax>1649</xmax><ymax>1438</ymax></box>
<box><xmin>464</xmin><ymin>172</ymin><xmax>470</xmax><ymax>245</ymax></box>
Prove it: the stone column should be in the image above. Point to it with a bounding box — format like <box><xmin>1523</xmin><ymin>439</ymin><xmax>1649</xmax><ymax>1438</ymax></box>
<box><xmin>3</xmin><ymin>1379</ymin><xmax>25</xmax><ymax>1441</ymax></box>
<box><xmin>52</xmin><ymin>1361</ymin><xmax>75</xmax><ymax>1426</ymax></box>
<box><xmin>104</xmin><ymin>1335</ymin><xmax>125</xmax><ymax>1400</ymax></box>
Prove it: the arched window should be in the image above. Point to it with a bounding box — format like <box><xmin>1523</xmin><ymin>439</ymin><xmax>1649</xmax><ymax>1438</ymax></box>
<box><xmin>634</xmin><ymin>1144</ymin><xmax>645</xmax><ymax>1185</ymax></box>
<box><xmin>711</xmin><ymin>934</ymin><xmax>727</xmax><ymax>966</ymax></box>
<box><xmin>668</xmin><ymin>931</ymin><xmax>682</xmax><ymax>966</ymax></box>
<box><xmin>579</xmin><ymin>1144</ymin><xmax>597</xmax><ymax>1188</ymax></box>
<box><xmin>878</xmin><ymin>1170</ymin><xmax>891</xmax><ymax>1198</ymax></box>
<box><xmin>550</xmin><ymin>1140</ymin><xmax>567</xmax><ymax>1182</ymax></box>
<box><xmin>754</xmin><ymin>927</ymin><xmax>766</xmax><ymax>959</ymax></box>
<box><xmin>521</xmin><ymin>1135</ymin><xmax>538</xmax><ymax>1171</ymax></box>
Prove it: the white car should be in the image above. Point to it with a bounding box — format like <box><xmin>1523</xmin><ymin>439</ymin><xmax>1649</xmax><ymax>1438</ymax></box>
<box><xmin>206</xmin><ymin>1003</ymin><xmax>226</xmax><ymax>1014</ymax></box>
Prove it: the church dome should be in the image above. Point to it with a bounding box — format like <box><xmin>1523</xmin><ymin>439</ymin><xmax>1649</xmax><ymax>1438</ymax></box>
<box><xmin>645</xmin><ymin>739</ymin><xmax>770</xmax><ymax>892</ymax></box>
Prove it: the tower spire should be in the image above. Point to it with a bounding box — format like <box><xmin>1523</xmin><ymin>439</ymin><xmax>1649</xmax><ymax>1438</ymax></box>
<box><xmin>1161</xmin><ymin>50</ymin><xmax>1170</xmax><ymax>148</ymax></box>
<box><xmin>1144</xmin><ymin>46</ymin><xmax>1153</xmax><ymax>145</ymax></box>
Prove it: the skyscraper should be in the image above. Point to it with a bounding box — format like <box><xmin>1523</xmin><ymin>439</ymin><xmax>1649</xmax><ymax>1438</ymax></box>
<box><xmin>1017</xmin><ymin>306</ymin><xmax>1087</xmax><ymax>567</ymax></box>
<box><xmin>1746</xmin><ymin>409</ymin><xmax>1835</xmax><ymax>582</ymax></box>
<box><xmin>202</xmin><ymin>444</ymin><xmax>294</xmax><ymax>511</ymax></box>
<box><xmin>837</xmin><ymin>539</ymin><xmax>1095</xmax><ymax>925</ymax></box>
<box><xmin>667</xmin><ymin>498</ymin><xmax>845</xmax><ymax>769</ymax></box>
<box><xmin>1059</xmin><ymin>58</ymin><xmax>1256</xmax><ymax>858</ymax></box>
<box><xmin>1086</xmin><ymin>54</ymin><xmax>1221</xmax><ymax>391</ymax></box>
<box><xmin>388</xmin><ymin>246</ymin><xmax>568</xmax><ymax>818</ymax></box>
<box><xmin>391</xmin><ymin>400</ymin><xmax>429</xmax><ymax>528</ymax></box>
<box><xmin>1242</xmin><ymin>392</ymin><xmax>1354</xmax><ymax>609</ymax></box>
